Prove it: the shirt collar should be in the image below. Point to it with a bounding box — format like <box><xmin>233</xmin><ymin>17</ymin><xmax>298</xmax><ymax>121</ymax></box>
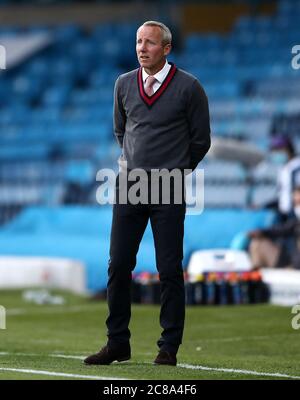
<box><xmin>142</xmin><ymin>60</ymin><xmax>170</xmax><ymax>84</ymax></box>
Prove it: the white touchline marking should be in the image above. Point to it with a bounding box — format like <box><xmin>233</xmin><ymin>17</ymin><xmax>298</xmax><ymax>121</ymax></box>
<box><xmin>0</xmin><ymin>352</ymin><xmax>129</xmax><ymax>362</ymax></box>
<box><xmin>5</xmin><ymin>309</ymin><xmax>25</xmax><ymax>316</ymax></box>
<box><xmin>50</xmin><ymin>354</ymin><xmax>85</xmax><ymax>360</ymax></box>
<box><xmin>0</xmin><ymin>352</ymin><xmax>125</xmax><ymax>362</ymax></box>
<box><xmin>177</xmin><ymin>363</ymin><xmax>300</xmax><ymax>380</ymax></box>
<box><xmin>44</xmin><ymin>355</ymin><xmax>300</xmax><ymax>380</ymax></box>
<box><xmin>6</xmin><ymin>304</ymin><xmax>106</xmax><ymax>316</ymax></box>
<box><xmin>190</xmin><ymin>333</ymin><xmax>299</xmax><ymax>344</ymax></box>
<box><xmin>0</xmin><ymin>352</ymin><xmax>44</xmax><ymax>357</ymax></box>
<box><xmin>0</xmin><ymin>368</ymin><xmax>127</xmax><ymax>380</ymax></box>
<box><xmin>1</xmin><ymin>352</ymin><xmax>299</xmax><ymax>380</ymax></box>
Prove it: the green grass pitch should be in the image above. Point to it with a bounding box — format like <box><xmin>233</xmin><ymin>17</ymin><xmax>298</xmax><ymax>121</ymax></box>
<box><xmin>0</xmin><ymin>289</ymin><xmax>299</xmax><ymax>380</ymax></box>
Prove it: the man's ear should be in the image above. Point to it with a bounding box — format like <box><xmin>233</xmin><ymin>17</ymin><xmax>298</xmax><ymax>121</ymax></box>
<box><xmin>164</xmin><ymin>44</ymin><xmax>172</xmax><ymax>56</ymax></box>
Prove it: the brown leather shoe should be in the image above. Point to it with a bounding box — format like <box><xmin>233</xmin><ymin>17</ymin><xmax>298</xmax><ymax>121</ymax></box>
<box><xmin>84</xmin><ymin>344</ymin><xmax>131</xmax><ymax>365</ymax></box>
<box><xmin>154</xmin><ymin>350</ymin><xmax>177</xmax><ymax>366</ymax></box>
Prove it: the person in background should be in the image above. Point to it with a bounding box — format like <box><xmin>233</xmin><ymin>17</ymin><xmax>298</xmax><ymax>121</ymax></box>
<box><xmin>269</xmin><ymin>135</ymin><xmax>300</xmax><ymax>221</ymax></box>
<box><xmin>248</xmin><ymin>186</ymin><xmax>300</xmax><ymax>270</ymax></box>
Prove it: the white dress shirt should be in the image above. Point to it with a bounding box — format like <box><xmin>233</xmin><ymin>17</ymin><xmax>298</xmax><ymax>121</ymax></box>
<box><xmin>142</xmin><ymin>60</ymin><xmax>171</xmax><ymax>93</ymax></box>
<box><xmin>278</xmin><ymin>156</ymin><xmax>300</xmax><ymax>214</ymax></box>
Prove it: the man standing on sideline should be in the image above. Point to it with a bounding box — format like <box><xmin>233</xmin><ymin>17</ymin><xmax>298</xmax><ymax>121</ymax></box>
<box><xmin>84</xmin><ymin>21</ymin><xmax>211</xmax><ymax>367</ymax></box>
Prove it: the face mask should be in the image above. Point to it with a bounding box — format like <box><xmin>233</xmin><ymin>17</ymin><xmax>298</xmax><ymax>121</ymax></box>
<box><xmin>294</xmin><ymin>206</ymin><xmax>300</xmax><ymax>220</ymax></box>
<box><xmin>270</xmin><ymin>151</ymin><xmax>289</xmax><ymax>165</ymax></box>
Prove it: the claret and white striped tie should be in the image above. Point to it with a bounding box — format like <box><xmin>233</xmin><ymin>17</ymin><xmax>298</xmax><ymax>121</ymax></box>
<box><xmin>145</xmin><ymin>75</ymin><xmax>157</xmax><ymax>96</ymax></box>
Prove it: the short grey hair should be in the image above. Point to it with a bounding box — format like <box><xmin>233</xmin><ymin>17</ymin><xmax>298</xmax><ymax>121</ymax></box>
<box><xmin>137</xmin><ymin>20</ymin><xmax>172</xmax><ymax>46</ymax></box>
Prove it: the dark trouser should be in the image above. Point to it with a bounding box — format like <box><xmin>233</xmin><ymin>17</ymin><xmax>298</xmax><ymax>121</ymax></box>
<box><xmin>106</xmin><ymin>172</ymin><xmax>186</xmax><ymax>354</ymax></box>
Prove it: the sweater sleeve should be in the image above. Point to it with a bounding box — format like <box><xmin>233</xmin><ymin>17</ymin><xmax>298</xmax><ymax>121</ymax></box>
<box><xmin>187</xmin><ymin>80</ymin><xmax>211</xmax><ymax>171</ymax></box>
<box><xmin>113</xmin><ymin>76</ymin><xmax>126</xmax><ymax>148</ymax></box>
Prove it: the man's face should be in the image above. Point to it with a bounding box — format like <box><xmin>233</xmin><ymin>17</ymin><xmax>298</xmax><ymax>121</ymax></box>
<box><xmin>270</xmin><ymin>149</ymin><xmax>289</xmax><ymax>165</ymax></box>
<box><xmin>136</xmin><ymin>25</ymin><xmax>171</xmax><ymax>73</ymax></box>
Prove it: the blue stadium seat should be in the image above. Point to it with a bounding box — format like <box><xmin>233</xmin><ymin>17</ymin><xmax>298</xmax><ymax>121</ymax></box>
<box><xmin>0</xmin><ymin>206</ymin><xmax>276</xmax><ymax>291</ymax></box>
<box><xmin>2</xmin><ymin>4</ymin><xmax>300</xmax><ymax>293</ymax></box>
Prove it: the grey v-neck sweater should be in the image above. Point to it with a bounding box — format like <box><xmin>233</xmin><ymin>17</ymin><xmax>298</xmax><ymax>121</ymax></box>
<box><xmin>113</xmin><ymin>63</ymin><xmax>211</xmax><ymax>172</ymax></box>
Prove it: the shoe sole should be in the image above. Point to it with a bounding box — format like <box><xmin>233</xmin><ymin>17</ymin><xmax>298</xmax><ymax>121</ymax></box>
<box><xmin>116</xmin><ymin>356</ymin><xmax>131</xmax><ymax>362</ymax></box>
<box><xmin>84</xmin><ymin>356</ymin><xmax>131</xmax><ymax>366</ymax></box>
<box><xmin>84</xmin><ymin>358</ymin><xmax>130</xmax><ymax>366</ymax></box>
<box><xmin>154</xmin><ymin>361</ymin><xmax>177</xmax><ymax>366</ymax></box>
